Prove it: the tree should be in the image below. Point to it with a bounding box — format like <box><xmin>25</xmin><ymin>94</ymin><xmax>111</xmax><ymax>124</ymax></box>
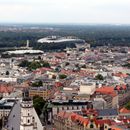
<box><xmin>42</xmin><ymin>61</ymin><xmax>50</xmax><ymax>68</ymax></box>
<box><xmin>81</xmin><ymin>64</ymin><xmax>86</xmax><ymax>68</ymax></box>
<box><xmin>125</xmin><ymin>102</ymin><xmax>130</xmax><ymax>110</ymax></box>
<box><xmin>65</xmin><ymin>62</ymin><xmax>70</xmax><ymax>66</ymax></box>
<box><xmin>123</xmin><ymin>63</ymin><xmax>130</xmax><ymax>68</ymax></box>
<box><xmin>33</xmin><ymin>96</ymin><xmax>46</xmax><ymax>116</ymax></box>
<box><xmin>59</xmin><ymin>74</ymin><xmax>67</xmax><ymax>79</ymax></box>
<box><xmin>29</xmin><ymin>61</ymin><xmax>41</xmax><ymax>70</ymax></box>
<box><xmin>19</xmin><ymin>60</ymin><xmax>51</xmax><ymax>71</ymax></box>
<box><xmin>32</xmin><ymin>80</ymin><xmax>43</xmax><ymax>87</ymax></box>
<box><xmin>38</xmin><ymin>56</ymin><xmax>41</xmax><ymax>60</ymax></box>
<box><xmin>19</xmin><ymin>60</ymin><xmax>30</xmax><ymax>67</ymax></box>
<box><xmin>95</xmin><ymin>74</ymin><xmax>104</xmax><ymax>80</ymax></box>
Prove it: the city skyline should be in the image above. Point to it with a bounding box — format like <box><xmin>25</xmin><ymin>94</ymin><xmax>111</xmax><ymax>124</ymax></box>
<box><xmin>0</xmin><ymin>0</ymin><xmax>130</xmax><ymax>24</ymax></box>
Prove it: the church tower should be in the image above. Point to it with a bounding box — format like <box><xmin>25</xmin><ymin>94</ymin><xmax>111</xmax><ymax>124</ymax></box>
<box><xmin>20</xmin><ymin>90</ymin><xmax>35</xmax><ymax>130</ymax></box>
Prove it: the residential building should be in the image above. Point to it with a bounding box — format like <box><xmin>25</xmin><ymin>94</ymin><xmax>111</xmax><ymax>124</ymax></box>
<box><xmin>50</xmin><ymin>100</ymin><xmax>93</xmax><ymax>116</ymax></box>
<box><xmin>95</xmin><ymin>86</ymin><xmax>118</xmax><ymax>108</ymax></box>
<box><xmin>53</xmin><ymin>109</ymin><xmax>112</xmax><ymax>130</ymax></box>
<box><xmin>29</xmin><ymin>86</ymin><xmax>52</xmax><ymax>100</ymax></box>
<box><xmin>0</xmin><ymin>98</ymin><xmax>16</xmax><ymax>120</ymax></box>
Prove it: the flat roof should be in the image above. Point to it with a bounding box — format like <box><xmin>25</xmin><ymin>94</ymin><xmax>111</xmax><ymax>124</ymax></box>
<box><xmin>6</xmin><ymin>49</ymin><xmax>44</xmax><ymax>55</ymax></box>
<box><xmin>38</xmin><ymin>36</ymin><xmax>85</xmax><ymax>43</ymax></box>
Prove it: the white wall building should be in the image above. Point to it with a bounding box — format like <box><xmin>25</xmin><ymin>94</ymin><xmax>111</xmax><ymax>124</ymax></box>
<box><xmin>79</xmin><ymin>82</ymin><xmax>96</xmax><ymax>95</ymax></box>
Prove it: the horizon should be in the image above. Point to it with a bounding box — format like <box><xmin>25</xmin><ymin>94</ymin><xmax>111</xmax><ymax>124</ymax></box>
<box><xmin>0</xmin><ymin>22</ymin><xmax>130</xmax><ymax>26</ymax></box>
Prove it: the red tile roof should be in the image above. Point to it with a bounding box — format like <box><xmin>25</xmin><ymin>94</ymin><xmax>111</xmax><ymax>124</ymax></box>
<box><xmin>120</xmin><ymin>107</ymin><xmax>130</xmax><ymax>113</ymax></box>
<box><xmin>55</xmin><ymin>82</ymin><xmax>63</xmax><ymax>87</ymax></box>
<box><xmin>114</xmin><ymin>84</ymin><xmax>127</xmax><ymax>91</ymax></box>
<box><xmin>57</xmin><ymin>110</ymin><xmax>112</xmax><ymax>127</ymax></box>
<box><xmin>112</xmin><ymin>72</ymin><xmax>128</xmax><ymax>78</ymax></box>
<box><xmin>0</xmin><ymin>85</ymin><xmax>14</xmax><ymax>93</ymax></box>
<box><xmin>96</xmin><ymin>86</ymin><xmax>117</xmax><ymax>97</ymax></box>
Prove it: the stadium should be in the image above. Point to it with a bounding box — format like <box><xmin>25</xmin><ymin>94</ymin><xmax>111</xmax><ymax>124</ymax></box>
<box><xmin>37</xmin><ymin>36</ymin><xmax>85</xmax><ymax>44</ymax></box>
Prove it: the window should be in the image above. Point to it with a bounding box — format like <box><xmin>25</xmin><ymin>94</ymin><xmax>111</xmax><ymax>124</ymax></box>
<box><xmin>28</xmin><ymin>120</ymin><xmax>30</xmax><ymax>123</ymax></box>
<box><xmin>90</xmin><ymin>124</ymin><xmax>94</xmax><ymax>128</ymax></box>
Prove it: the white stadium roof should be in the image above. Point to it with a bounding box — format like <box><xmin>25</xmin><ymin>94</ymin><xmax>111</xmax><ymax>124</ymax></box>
<box><xmin>37</xmin><ymin>36</ymin><xmax>85</xmax><ymax>43</ymax></box>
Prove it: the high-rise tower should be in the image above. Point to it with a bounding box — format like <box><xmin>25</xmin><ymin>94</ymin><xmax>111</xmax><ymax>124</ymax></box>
<box><xmin>26</xmin><ymin>40</ymin><xmax>29</xmax><ymax>48</ymax></box>
<box><xmin>20</xmin><ymin>91</ymin><xmax>35</xmax><ymax>130</ymax></box>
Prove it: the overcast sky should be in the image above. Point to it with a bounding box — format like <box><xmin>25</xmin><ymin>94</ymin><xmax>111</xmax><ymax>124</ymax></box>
<box><xmin>0</xmin><ymin>0</ymin><xmax>130</xmax><ymax>24</ymax></box>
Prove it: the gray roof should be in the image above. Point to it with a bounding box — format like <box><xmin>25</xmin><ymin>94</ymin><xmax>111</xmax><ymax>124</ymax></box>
<box><xmin>5</xmin><ymin>101</ymin><xmax>21</xmax><ymax>130</ymax></box>
<box><xmin>97</xmin><ymin>108</ymin><xmax>118</xmax><ymax>117</ymax></box>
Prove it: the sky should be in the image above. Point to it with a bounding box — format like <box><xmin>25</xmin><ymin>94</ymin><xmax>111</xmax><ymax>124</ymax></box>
<box><xmin>0</xmin><ymin>0</ymin><xmax>130</xmax><ymax>24</ymax></box>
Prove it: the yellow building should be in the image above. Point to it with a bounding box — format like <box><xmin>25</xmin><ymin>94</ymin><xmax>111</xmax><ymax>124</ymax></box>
<box><xmin>29</xmin><ymin>86</ymin><xmax>52</xmax><ymax>100</ymax></box>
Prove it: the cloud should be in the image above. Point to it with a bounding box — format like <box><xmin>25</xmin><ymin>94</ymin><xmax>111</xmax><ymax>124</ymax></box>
<box><xmin>0</xmin><ymin>4</ymin><xmax>33</xmax><ymax>22</ymax></box>
<box><xmin>0</xmin><ymin>0</ymin><xmax>130</xmax><ymax>24</ymax></box>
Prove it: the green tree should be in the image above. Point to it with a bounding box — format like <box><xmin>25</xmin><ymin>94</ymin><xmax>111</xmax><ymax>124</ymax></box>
<box><xmin>33</xmin><ymin>96</ymin><xmax>46</xmax><ymax>116</ymax></box>
<box><xmin>32</xmin><ymin>80</ymin><xmax>43</xmax><ymax>87</ymax></box>
<box><xmin>125</xmin><ymin>102</ymin><xmax>130</xmax><ymax>110</ymax></box>
<box><xmin>123</xmin><ymin>63</ymin><xmax>130</xmax><ymax>68</ymax></box>
<box><xmin>38</xmin><ymin>56</ymin><xmax>41</xmax><ymax>60</ymax></box>
<box><xmin>59</xmin><ymin>74</ymin><xmax>67</xmax><ymax>79</ymax></box>
<box><xmin>29</xmin><ymin>61</ymin><xmax>41</xmax><ymax>70</ymax></box>
<box><xmin>41</xmin><ymin>61</ymin><xmax>50</xmax><ymax>68</ymax></box>
<box><xmin>65</xmin><ymin>62</ymin><xmax>70</xmax><ymax>66</ymax></box>
<box><xmin>81</xmin><ymin>64</ymin><xmax>86</xmax><ymax>68</ymax></box>
<box><xmin>19</xmin><ymin>60</ymin><xmax>51</xmax><ymax>70</ymax></box>
<box><xmin>19</xmin><ymin>60</ymin><xmax>30</xmax><ymax>67</ymax></box>
<box><xmin>95</xmin><ymin>74</ymin><xmax>104</xmax><ymax>80</ymax></box>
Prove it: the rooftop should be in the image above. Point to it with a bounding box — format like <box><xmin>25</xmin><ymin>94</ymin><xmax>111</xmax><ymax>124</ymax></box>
<box><xmin>5</xmin><ymin>49</ymin><xmax>44</xmax><ymax>55</ymax></box>
<box><xmin>96</xmin><ymin>86</ymin><xmax>117</xmax><ymax>97</ymax></box>
<box><xmin>38</xmin><ymin>36</ymin><xmax>85</xmax><ymax>44</ymax></box>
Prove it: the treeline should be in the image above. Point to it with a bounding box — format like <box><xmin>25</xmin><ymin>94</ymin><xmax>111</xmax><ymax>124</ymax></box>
<box><xmin>1</xmin><ymin>25</ymin><xmax>130</xmax><ymax>50</ymax></box>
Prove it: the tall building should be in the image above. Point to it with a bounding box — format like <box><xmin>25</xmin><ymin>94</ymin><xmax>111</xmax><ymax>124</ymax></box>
<box><xmin>26</xmin><ymin>40</ymin><xmax>30</xmax><ymax>48</ymax></box>
<box><xmin>3</xmin><ymin>90</ymin><xmax>44</xmax><ymax>130</ymax></box>
<box><xmin>20</xmin><ymin>98</ymin><xmax>35</xmax><ymax>130</ymax></box>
